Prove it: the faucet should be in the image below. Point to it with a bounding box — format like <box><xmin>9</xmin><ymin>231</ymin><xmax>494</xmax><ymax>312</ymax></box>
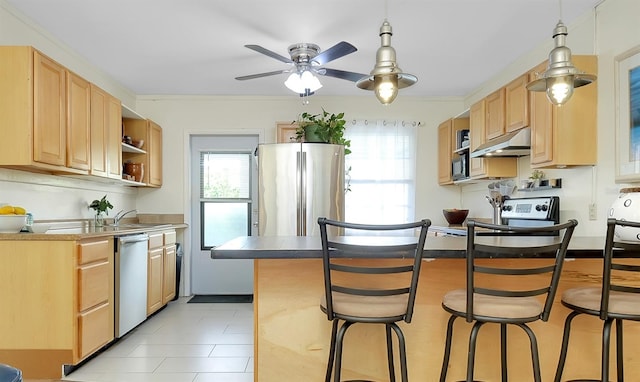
<box><xmin>114</xmin><ymin>209</ymin><xmax>137</xmax><ymax>226</ymax></box>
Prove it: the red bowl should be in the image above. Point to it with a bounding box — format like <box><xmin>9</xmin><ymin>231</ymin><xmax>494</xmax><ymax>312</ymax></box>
<box><xmin>443</xmin><ymin>209</ymin><xmax>469</xmax><ymax>225</ymax></box>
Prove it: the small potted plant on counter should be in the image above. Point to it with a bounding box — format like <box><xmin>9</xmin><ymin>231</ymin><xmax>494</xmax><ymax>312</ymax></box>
<box><xmin>89</xmin><ymin>195</ymin><xmax>113</xmax><ymax>226</ymax></box>
<box><xmin>529</xmin><ymin>169</ymin><xmax>546</xmax><ymax>188</ymax></box>
<box><xmin>294</xmin><ymin>108</ymin><xmax>351</xmax><ymax>154</ymax></box>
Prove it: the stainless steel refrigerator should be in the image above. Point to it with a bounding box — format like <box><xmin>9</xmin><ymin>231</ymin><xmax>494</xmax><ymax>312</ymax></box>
<box><xmin>258</xmin><ymin>143</ymin><xmax>345</xmax><ymax>236</ymax></box>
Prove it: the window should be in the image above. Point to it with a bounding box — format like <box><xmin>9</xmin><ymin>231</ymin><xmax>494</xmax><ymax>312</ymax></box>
<box><xmin>344</xmin><ymin>120</ymin><xmax>417</xmax><ymax>226</ymax></box>
<box><xmin>200</xmin><ymin>152</ymin><xmax>252</xmax><ymax>249</ymax></box>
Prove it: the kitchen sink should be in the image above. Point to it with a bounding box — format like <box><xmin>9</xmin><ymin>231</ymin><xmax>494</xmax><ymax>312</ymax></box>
<box><xmin>107</xmin><ymin>223</ymin><xmax>173</xmax><ymax>229</ymax></box>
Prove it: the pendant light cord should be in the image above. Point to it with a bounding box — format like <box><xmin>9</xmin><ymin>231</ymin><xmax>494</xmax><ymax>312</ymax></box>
<box><xmin>558</xmin><ymin>0</ymin><xmax>563</xmax><ymax>21</ymax></box>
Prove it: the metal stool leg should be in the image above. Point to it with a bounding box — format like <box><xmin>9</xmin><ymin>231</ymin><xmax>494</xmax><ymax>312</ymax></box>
<box><xmin>518</xmin><ymin>323</ymin><xmax>541</xmax><ymax>382</ymax></box>
<box><xmin>554</xmin><ymin>311</ymin><xmax>581</xmax><ymax>382</ymax></box>
<box><xmin>602</xmin><ymin>318</ymin><xmax>614</xmax><ymax>382</ymax></box>
<box><xmin>386</xmin><ymin>324</ymin><xmax>396</xmax><ymax>382</ymax></box>
<box><xmin>333</xmin><ymin>321</ymin><xmax>353</xmax><ymax>382</ymax></box>
<box><xmin>439</xmin><ymin>315</ymin><xmax>458</xmax><ymax>382</ymax></box>
<box><xmin>616</xmin><ymin>319</ymin><xmax>624</xmax><ymax>382</ymax></box>
<box><xmin>466</xmin><ymin>321</ymin><xmax>485</xmax><ymax>382</ymax></box>
<box><xmin>500</xmin><ymin>323</ymin><xmax>507</xmax><ymax>382</ymax></box>
<box><xmin>325</xmin><ymin>320</ymin><xmax>339</xmax><ymax>382</ymax></box>
<box><xmin>389</xmin><ymin>323</ymin><xmax>408</xmax><ymax>382</ymax></box>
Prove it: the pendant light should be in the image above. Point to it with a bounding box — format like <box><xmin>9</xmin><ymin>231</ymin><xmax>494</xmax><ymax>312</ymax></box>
<box><xmin>526</xmin><ymin>0</ymin><xmax>596</xmax><ymax>106</ymax></box>
<box><xmin>356</xmin><ymin>19</ymin><xmax>417</xmax><ymax>105</ymax></box>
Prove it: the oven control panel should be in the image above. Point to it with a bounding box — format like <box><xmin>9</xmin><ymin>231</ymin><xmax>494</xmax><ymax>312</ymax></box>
<box><xmin>501</xmin><ymin>197</ymin><xmax>556</xmax><ymax>220</ymax></box>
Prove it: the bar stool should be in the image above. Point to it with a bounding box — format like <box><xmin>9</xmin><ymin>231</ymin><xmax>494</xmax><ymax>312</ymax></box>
<box><xmin>0</xmin><ymin>364</ymin><xmax>22</xmax><ymax>382</ymax></box>
<box><xmin>554</xmin><ymin>218</ymin><xmax>640</xmax><ymax>382</ymax></box>
<box><xmin>318</xmin><ymin>217</ymin><xmax>431</xmax><ymax>382</ymax></box>
<box><xmin>439</xmin><ymin>219</ymin><xmax>578</xmax><ymax>382</ymax></box>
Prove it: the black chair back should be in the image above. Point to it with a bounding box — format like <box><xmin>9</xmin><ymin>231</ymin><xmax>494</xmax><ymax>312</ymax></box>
<box><xmin>465</xmin><ymin>219</ymin><xmax>578</xmax><ymax>322</ymax></box>
<box><xmin>601</xmin><ymin>218</ymin><xmax>640</xmax><ymax>320</ymax></box>
<box><xmin>318</xmin><ymin>218</ymin><xmax>431</xmax><ymax>324</ymax></box>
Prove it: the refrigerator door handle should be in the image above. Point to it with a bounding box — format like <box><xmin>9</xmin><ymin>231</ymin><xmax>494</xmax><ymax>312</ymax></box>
<box><xmin>300</xmin><ymin>151</ymin><xmax>307</xmax><ymax>236</ymax></box>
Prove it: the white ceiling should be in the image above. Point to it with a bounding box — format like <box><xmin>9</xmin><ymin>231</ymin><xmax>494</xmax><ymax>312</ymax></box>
<box><xmin>5</xmin><ymin>0</ymin><xmax>601</xmax><ymax>98</ymax></box>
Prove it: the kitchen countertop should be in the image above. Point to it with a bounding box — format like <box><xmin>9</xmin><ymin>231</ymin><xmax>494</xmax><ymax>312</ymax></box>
<box><xmin>211</xmin><ymin>235</ymin><xmax>606</xmax><ymax>259</ymax></box>
<box><xmin>0</xmin><ymin>222</ymin><xmax>188</xmax><ymax>241</ymax></box>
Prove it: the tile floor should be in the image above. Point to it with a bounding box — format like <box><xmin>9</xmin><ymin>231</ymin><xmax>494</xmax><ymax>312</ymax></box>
<box><xmin>53</xmin><ymin>297</ymin><xmax>254</xmax><ymax>382</ymax></box>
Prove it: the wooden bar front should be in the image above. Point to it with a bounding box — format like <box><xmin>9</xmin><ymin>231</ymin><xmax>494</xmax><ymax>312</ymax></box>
<box><xmin>254</xmin><ymin>258</ymin><xmax>640</xmax><ymax>381</ymax></box>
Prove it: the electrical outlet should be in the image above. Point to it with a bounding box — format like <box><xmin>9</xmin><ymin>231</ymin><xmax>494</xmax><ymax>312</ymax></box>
<box><xmin>589</xmin><ymin>203</ymin><xmax>597</xmax><ymax>220</ymax></box>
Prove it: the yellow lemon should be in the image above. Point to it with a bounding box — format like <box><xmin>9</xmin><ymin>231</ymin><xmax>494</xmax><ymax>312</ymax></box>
<box><xmin>0</xmin><ymin>205</ymin><xmax>15</xmax><ymax>215</ymax></box>
<box><xmin>13</xmin><ymin>206</ymin><xmax>26</xmax><ymax>215</ymax></box>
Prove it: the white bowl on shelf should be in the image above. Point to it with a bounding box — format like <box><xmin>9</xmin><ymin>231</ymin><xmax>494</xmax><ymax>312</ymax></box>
<box><xmin>0</xmin><ymin>215</ymin><xmax>27</xmax><ymax>233</ymax></box>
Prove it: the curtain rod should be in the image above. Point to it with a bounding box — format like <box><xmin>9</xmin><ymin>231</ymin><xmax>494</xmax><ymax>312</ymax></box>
<box><xmin>350</xmin><ymin>119</ymin><xmax>423</xmax><ymax>127</ymax></box>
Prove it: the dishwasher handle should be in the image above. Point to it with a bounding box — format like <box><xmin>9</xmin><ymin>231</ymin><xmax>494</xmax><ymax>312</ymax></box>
<box><xmin>118</xmin><ymin>234</ymin><xmax>149</xmax><ymax>244</ymax></box>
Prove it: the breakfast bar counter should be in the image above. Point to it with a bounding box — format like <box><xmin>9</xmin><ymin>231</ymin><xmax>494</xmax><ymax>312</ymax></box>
<box><xmin>212</xmin><ymin>235</ymin><xmax>640</xmax><ymax>381</ymax></box>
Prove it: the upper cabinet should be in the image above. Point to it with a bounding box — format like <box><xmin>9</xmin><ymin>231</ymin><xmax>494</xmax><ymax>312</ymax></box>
<box><xmin>0</xmin><ymin>46</ymin><xmax>162</xmax><ymax>187</ymax></box>
<box><xmin>469</xmin><ymin>99</ymin><xmax>517</xmax><ymax>179</ymax></box>
<box><xmin>505</xmin><ymin>73</ymin><xmax>530</xmax><ymax>133</ymax></box>
<box><xmin>485</xmin><ymin>88</ymin><xmax>505</xmax><ymax>140</ymax></box>
<box><xmin>438</xmin><ymin>117</ymin><xmax>469</xmax><ymax>185</ymax></box>
<box><xmin>529</xmin><ymin>55</ymin><xmax>598</xmax><ymax>168</ymax></box>
<box><xmin>0</xmin><ymin>46</ymin><xmax>86</xmax><ymax>173</ymax></box>
<box><xmin>122</xmin><ymin>117</ymin><xmax>163</xmax><ymax>187</ymax></box>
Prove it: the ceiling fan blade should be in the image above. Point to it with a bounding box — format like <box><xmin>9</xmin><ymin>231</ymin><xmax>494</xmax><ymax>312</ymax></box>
<box><xmin>313</xmin><ymin>41</ymin><xmax>357</xmax><ymax>66</ymax></box>
<box><xmin>235</xmin><ymin>70</ymin><xmax>287</xmax><ymax>81</ymax></box>
<box><xmin>244</xmin><ymin>45</ymin><xmax>292</xmax><ymax>64</ymax></box>
<box><xmin>320</xmin><ymin>68</ymin><xmax>368</xmax><ymax>83</ymax></box>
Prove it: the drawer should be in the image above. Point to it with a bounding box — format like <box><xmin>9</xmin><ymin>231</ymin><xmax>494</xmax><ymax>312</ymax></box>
<box><xmin>78</xmin><ymin>261</ymin><xmax>110</xmax><ymax>311</ymax></box>
<box><xmin>78</xmin><ymin>301</ymin><xmax>112</xmax><ymax>359</ymax></box>
<box><xmin>148</xmin><ymin>232</ymin><xmax>164</xmax><ymax>249</ymax></box>
<box><xmin>78</xmin><ymin>238</ymin><xmax>111</xmax><ymax>265</ymax></box>
<box><xmin>164</xmin><ymin>230</ymin><xmax>176</xmax><ymax>245</ymax></box>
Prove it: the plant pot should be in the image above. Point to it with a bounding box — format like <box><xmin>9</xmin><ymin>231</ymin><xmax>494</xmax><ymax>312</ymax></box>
<box><xmin>304</xmin><ymin>124</ymin><xmax>325</xmax><ymax>143</ymax></box>
<box><xmin>94</xmin><ymin>212</ymin><xmax>105</xmax><ymax>227</ymax></box>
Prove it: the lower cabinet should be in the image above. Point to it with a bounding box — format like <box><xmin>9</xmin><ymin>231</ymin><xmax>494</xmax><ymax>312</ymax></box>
<box><xmin>147</xmin><ymin>229</ymin><xmax>177</xmax><ymax>315</ymax></box>
<box><xmin>0</xmin><ymin>237</ymin><xmax>114</xmax><ymax>379</ymax></box>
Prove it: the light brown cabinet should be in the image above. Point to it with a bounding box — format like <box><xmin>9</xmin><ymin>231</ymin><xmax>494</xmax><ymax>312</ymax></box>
<box><xmin>147</xmin><ymin>229</ymin><xmax>176</xmax><ymax>315</ymax></box>
<box><xmin>67</xmin><ymin>72</ymin><xmax>91</xmax><ymax>171</ymax></box>
<box><xmin>469</xmin><ymin>100</ymin><xmax>517</xmax><ymax>179</ymax></box>
<box><xmin>0</xmin><ymin>46</ymin><xmax>89</xmax><ymax>174</ymax></box>
<box><xmin>122</xmin><ymin>118</ymin><xmax>163</xmax><ymax>187</ymax></box>
<box><xmin>505</xmin><ymin>73</ymin><xmax>530</xmax><ymax>132</ymax></box>
<box><xmin>90</xmin><ymin>84</ymin><xmax>122</xmax><ymax>179</ymax></box>
<box><xmin>438</xmin><ymin>118</ymin><xmax>469</xmax><ymax>185</ymax></box>
<box><xmin>529</xmin><ymin>55</ymin><xmax>598</xmax><ymax>168</ymax></box>
<box><xmin>485</xmin><ymin>88</ymin><xmax>506</xmax><ymax>140</ymax></box>
<box><xmin>0</xmin><ymin>237</ymin><xmax>114</xmax><ymax>378</ymax></box>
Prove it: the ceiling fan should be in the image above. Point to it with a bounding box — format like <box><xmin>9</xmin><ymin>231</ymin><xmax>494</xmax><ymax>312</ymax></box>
<box><xmin>235</xmin><ymin>41</ymin><xmax>367</xmax><ymax>96</ymax></box>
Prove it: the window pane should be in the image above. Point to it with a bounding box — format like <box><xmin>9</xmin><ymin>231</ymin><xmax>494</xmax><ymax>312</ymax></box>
<box><xmin>201</xmin><ymin>153</ymin><xmax>251</xmax><ymax>199</ymax></box>
<box><xmin>202</xmin><ymin>202</ymin><xmax>249</xmax><ymax>249</ymax></box>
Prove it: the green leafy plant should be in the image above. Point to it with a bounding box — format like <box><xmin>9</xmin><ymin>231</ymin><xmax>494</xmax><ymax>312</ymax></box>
<box><xmin>294</xmin><ymin>108</ymin><xmax>351</xmax><ymax>155</ymax></box>
<box><xmin>89</xmin><ymin>195</ymin><xmax>114</xmax><ymax>215</ymax></box>
<box><xmin>529</xmin><ymin>169</ymin><xmax>545</xmax><ymax>180</ymax></box>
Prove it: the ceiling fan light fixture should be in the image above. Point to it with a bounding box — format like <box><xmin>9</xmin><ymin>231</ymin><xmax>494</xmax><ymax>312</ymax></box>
<box><xmin>284</xmin><ymin>70</ymin><xmax>322</xmax><ymax>94</ymax></box>
<box><xmin>526</xmin><ymin>19</ymin><xmax>596</xmax><ymax>106</ymax></box>
<box><xmin>356</xmin><ymin>20</ymin><xmax>417</xmax><ymax>105</ymax></box>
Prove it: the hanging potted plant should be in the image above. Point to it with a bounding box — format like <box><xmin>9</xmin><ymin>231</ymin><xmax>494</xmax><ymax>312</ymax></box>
<box><xmin>294</xmin><ymin>108</ymin><xmax>351</xmax><ymax>154</ymax></box>
<box><xmin>89</xmin><ymin>195</ymin><xmax>113</xmax><ymax>226</ymax></box>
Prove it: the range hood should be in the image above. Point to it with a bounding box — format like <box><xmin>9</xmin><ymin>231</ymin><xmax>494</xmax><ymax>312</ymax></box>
<box><xmin>470</xmin><ymin>127</ymin><xmax>531</xmax><ymax>158</ymax></box>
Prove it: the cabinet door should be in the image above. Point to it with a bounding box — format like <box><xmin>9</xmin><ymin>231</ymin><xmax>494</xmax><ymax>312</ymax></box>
<box><xmin>437</xmin><ymin>119</ymin><xmax>453</xmax><ymax>185</ymax></box>
<box><xmin>505</xmin><ymin>73</ymin><xmax>529</xmax><ymax>132</ymax></box>
<box><xmin>162</xmin><ymin>244</ymin><xmax>177</xmax><ymax>304</ymax></box>
<box><xmin>147</xmin><ymin>247</ymin><xmax>163</xmax><ymax>315</ymax></box>
<box><xmin>529</xmin><ymin>62</ymin><xmax>554</xmax><ymax>165</ymax></box>
<box><xmin>67</xmin><ymin>72</ymin><xmax>91</xmax><ymax>170</ymax></box>
<box><xmin>469</xmin><ymin>100</ymin><xmax>486</xmax><ymax>177</ymax></box>
<box><xmin>485</xmin><ymin>88</ymin><xmax>505</xmax><ymax>140</ymax></box>
<box><xmin>107</xmin><ymin>95</ymin><xmax>122</xmax><ymax>179</ymax></box>
<box><xmin>148</xmin><ymin>120</ymin><xmax>163</xmax><ymax>186</ymax></box>
<box><xmin>78</xmin><ymin>302</ymin><xmax>111</xmax><ymax>359</ymax></box>
<box><xmin>33</xmin><ymin>50</ymin><xmax>66</xmax><ymax>166</ymax></box>
<box><xmin>90</xmin><ymin>85</ymin><xmax>109</xmax><ymax>177</ymax></box>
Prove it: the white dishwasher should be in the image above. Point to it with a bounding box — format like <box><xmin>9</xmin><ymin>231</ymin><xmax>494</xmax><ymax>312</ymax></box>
<box><xmin>114</xmin><ymin>233</ymin><xmax>149</xmax><ymax>338</ymax></box>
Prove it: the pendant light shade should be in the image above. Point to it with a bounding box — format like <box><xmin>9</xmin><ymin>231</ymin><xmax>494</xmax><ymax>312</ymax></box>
<box><xmin>356</xmin><ymin>20</ymin><xmax>417</xmax><ymax>105</ymax></box>
<box><xmin>526</xmin><ymin>20</ymin><xmax>596</xmax><ymax>106</ymax></box>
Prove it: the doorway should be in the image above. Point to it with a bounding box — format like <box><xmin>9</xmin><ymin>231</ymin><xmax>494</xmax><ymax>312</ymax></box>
<box><xmin>189</xmin><ymin>134</ymin><xmax>258</xmax><ymax>295</ymax></box>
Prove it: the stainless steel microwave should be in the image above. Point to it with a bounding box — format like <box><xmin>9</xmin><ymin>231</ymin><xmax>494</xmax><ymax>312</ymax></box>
<box><xmin>452</xmin><ymin>153</ymin><xmax>469</xmax><ymax>181</ymax></box>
